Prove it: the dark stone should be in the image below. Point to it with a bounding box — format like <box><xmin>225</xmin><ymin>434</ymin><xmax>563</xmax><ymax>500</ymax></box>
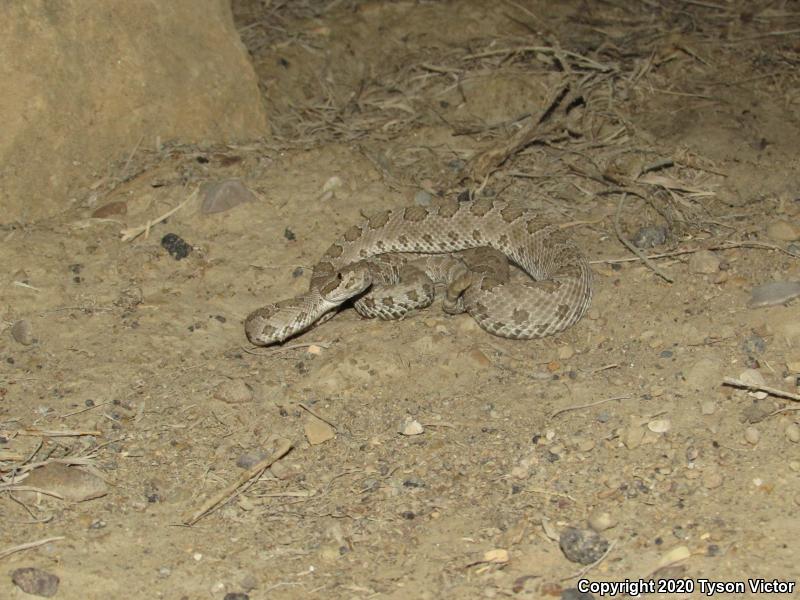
<box><xmin>11</xmin><ymin>567</ymin><xmax>60</xmax><ymax>597</ymax></box>
<box><xmin>161</xmin><ymin>233</ymin><xmax>192</xmax><ymax>260</ymax></box>
<box><xmin>559</xmin><ymin>527</ymin><xmax>609</xmax><ymax>564</ymax></box>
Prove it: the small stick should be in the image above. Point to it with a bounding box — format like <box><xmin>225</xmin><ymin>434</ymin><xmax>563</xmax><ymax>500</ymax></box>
<box><xmin>613</xmin><ymin>193</ymin><xmax>674</xmax><ymax>283</ymax></box>
<box><xmin>18</xmin><ymin>429</ymin><xmax>101</xmax><ymax>437</ymax></box>
<box><xmin>241</xmin><ymin>341</ymin><xmax>333</xmax><ymax>355</ymax></box>
<box><xmin>60</xmin><ymin>401</ymin><xmax>112</xmax><ymax>418</ymax></box>
<box><xmin>722</xmin><ymin>377</ymin><xmax>800</xmax><ymax>402</ymax></box>
<box><xmin>184</xmin><ymin>439</ymin><xmax>292</xmax><ymax>525</ymax></box>
<box><xmin>120</xmin><ymin>190</ymin><xmax>196</xmax><ymax>242</ymax></box>
<box><xmin>549</xmin><ymin>395</ymin><xmax>631</xmax><ymax>419</ymax></box>
<box><xmin>298</xmin><ymin>403</ymin><xmax>337</xmax><ymax>430</ymax></box>
<box><xmin>0</xmin><ymin>536</ymin><xmax>65</xmax><ymax>561</ymax></box>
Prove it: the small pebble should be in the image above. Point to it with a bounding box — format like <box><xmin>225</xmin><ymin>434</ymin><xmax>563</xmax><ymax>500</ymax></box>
<box><xmin>559</xmin><ymin>527</ymin><xmax>609</xmax><ymax>564</ymax></box>
<box><xmin>200</xmin><ymin>179</ymin><xmax>255</xmax><ymax>214</ymax></box>
<box><xmin>213</xmin><ymin>380</ymin><xmax>253</xmax><ymax>404</ymax></box>
<box><xmin>688</xmin><ymin>250</ymin><xmax>720</xmax><ymax>274</ymax></box>
<box><xmin>742</xmin><ymin>400</ymin><xmax>772</xmax><ymax>423</ymax></box>
<box><xmin>399</xmin><ymin>418</ymin><xmax>424</xmax><ymax>436</ymax></box>
<box><xmin>235</xmin><ymin>451</ymin><xmax>269</xmax><ymax>469</ymax></box>
<box><xmin>161</xmin><ymin>233</ymin><xmax>192</xmax><ymax>260</ymax></box>
<box><xmin>623</xmin><ymin>425</ymin><xmax>645</xmax><ymax>449</ymax></box>
<box><xmin>742</xmin><ymin>335</ymin><xmax>766</xmax><ymax>355</ymax></box>
<box><xmin>702</xmin><ymin>470</ymin><xmax>724</xmax><ymax>489</ymax></box>
<box><xmin>648</xmin><ymin>418</ymin><xmax>671</xmax><ymax>434</ymax></box>
<box><xmin>786</xmin><ymin>423</ymin><xmax>800</xmax><ymax>443</ymax></box>
<box><xmin>304</xmin><ymin>417</ymin><xmax>335</xmax><ymax>445</ymax></box>
<box><xmin>23</xmin><ymin>462</ymin><xmax>107</xmax><ymax>502</ymax></box>
<box><xmin>561</xmin><ymin>588</ymin><xmax>595</xmax><ymax>600</ymax></box>
<box><xmin>11</xmin><ymin>319</ymin><xmax>34</xmax><ymax>345</ymax></box>
<box><xmin>414</xmin><ymin>190</ymin><xmax>433</xmax><ymax>206</ymax></box>
<box><xmin>744</xmin><ymin>426</ymin><xmax>760</xmax><ymax>445</ymax></box>
<box><xmin>700</xmin><ymin>400</ymin><xmax>716</xmax><ymax>415</ymax></box>
<box><xmin>558</xmin><ymin>345</ymin><xmax>575</xmax><ymax>360</ymax></box>
<box><xmin>587</xmin><ymin>509</ymin><xmax>616</xmax><ymax>532</ymax></box>
<box><xmin>91</xmin><ymin>200</ymin><xmax>127</xmax><ymax>218</ymax></box>
<box><xmin>632</xmin><ymin>225</ymin><xmax>668</xmax><ymax>248</ymax></box>
<box><xmin>766</xmin><ymin>220</ymin><xmax>800</xmax><ymax>242</ymax></box>
<box><xmin>223</xmin><ymin>593</ymin><xmax>250</xmax><ymax>600</ymax></box>
<box><xmin>748</xmin><ymin>281</ymin><xmax>800</xmax><ymax>308</ymax></box>
<box><xmin>11</xmin><ymin>567</ymin><xmax>59</xmax><ymax>597</ymax></box>
<box><xmin>738</xmin><ymin>368</ymin><xmax>765</xmax><ymax>386</ymax></box>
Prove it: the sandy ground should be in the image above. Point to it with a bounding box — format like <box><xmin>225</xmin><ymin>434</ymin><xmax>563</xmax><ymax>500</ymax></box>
<box><xmin>2</xmin><ymin>1</ymin><xmax>800</xmax><ymax>598</ymax></box>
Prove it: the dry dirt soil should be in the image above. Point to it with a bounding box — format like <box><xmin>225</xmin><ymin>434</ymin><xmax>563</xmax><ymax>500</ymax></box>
<box><xmin>2</xmin><ymin>1</ymin><xmax>800</xmax><ymax>599</ymax></box>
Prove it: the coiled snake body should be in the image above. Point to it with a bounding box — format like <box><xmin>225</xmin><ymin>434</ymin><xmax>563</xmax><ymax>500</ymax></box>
<box><xmin>245</xmin><ymin>197</ymin><xmax>593</xmax><ymax>345</ymax></box>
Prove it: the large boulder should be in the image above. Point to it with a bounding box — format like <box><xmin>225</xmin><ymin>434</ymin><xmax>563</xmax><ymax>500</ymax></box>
<box><xmin>0</xmin><ymin>0</ymin><xmax>268</xmax><ymax>221</ymax></box>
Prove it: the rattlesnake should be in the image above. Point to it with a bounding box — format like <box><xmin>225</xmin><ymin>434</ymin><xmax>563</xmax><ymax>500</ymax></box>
<box><xmin>245</xmin><ymin>197</ymin><xmax>593</xmax><ymax>345</ymax></box>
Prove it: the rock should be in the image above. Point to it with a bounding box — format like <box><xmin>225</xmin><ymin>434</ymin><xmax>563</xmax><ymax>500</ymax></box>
<box><xmin>23</xmin><ymin>462</ymin><xmax>107</xmax><ymax>502</ymax></box>
<box><xmin>702</xmin><ymin>469</ymin><xmax>724</xmax><ymax>489</ymax></box>
<box><xmin>304</xmin><ymin>416</ymin><xmax>335</xmax><ymax>445</ymax></box>
<box><xmin>738</xmin><ymin>368</ymin><xmax>765</xmax><ymax>387</ymax></box>
<box><xmin>587</xmin><ymin>509</ymin><xmax>616</xmax><ymax>532</ymax></box>
<box><xmin>11</xmin><ymin>567</ymin><xmax>59</xmax><ymax>597</ymax></box>
<box><xmin>558</xmin><ymin>345</ymin><xmax>575</xmax><ymax>360</ymax></box>
<box><xmin>1</xmin><ymin>1</ymin><xmax>267</xmax><ymax>222</ymax></box>
<box><xmin>561</xmin><ymin>588</ymin><xmax>595</xmax><ymax>600</ymax></box>
<box><xmin>688</xmin><ymin>250</ymin><xmax>720</xmax><ymax>274</ymax></box>
<box><xmin>749</xmin><ymin>281</ymin><xmax>800</xmax><ymax>308</ymax></box>
<box><xmin>559</xmin><ymin>527</ymin><xmax>609</xmax><ymax>564</ymax></box>
<box><xmin>235</xmin><ymin>451</ymin><xmax>269</xmax><ymax>469</ymax></box>
<box><xmin>744</xmin><ymin>426</ymin><xmax>760</xmax><ymax>445</ymax></box>
<box><xmin>786</xmin><ymin>423</ymin><xmax>800</xmax><ymax>443</ymax></box>
<box><xmin>742</xmin><ymin>335</ymin><xmax>766</xmax><ymax>355</ymax></box>
<box><xmin>414</xmin><ymin>190</ymin><xmax>433</xmax><ymax>206</ymax></box>
<box><xmin>623</xmin><ymin>424</ymin><xmax>645</xmax><ymax>449</ymax></box>
<box><xmin>200</xmin><ymin>179</ymin><xmax>256</xmax><ymax>214</ymax></box>
<box><xmin>685</xmin><ymin>358</ymin><xmax>721</xmax><ymax>390</ymax></box>
<box><xmin>399</xmin><ymin>418</ymin><xmax>424</xmax><ymax>436</ymax></box>
<box><xmin>631</xmin><ymin>225</ymin><xmax>668</xmax><ymax>248</ymax></box>
<box><xmin>483</xmin><ymin>548</ymin><xmax>509</xmax><ymax>564</ymax></box>
<box><xmin>91</xmin><ymin>201</ymin><xmax>127</xmax><ymax>218</ymax></box>
<box><xmin>647</xmin><ymin>418</ymin><xmax>671</xmax><ymax>434</ymax></box>
<box><xmin>161</xmin><ymin>233</ymin><xmax>192</xmax><ymax>260</ymax></box>
<box><xmin>214</xmin><ymin>380</ymin><xmax>253</xmax><ymax>404</ymax></box>
<box><xmin>573</xmin><ymin>437</ymin><xmax>595</xmax><ymax>453</ymax></box>
<box><xmin>766</xmin><ymin>220</ymin><xmax>800</xmax><ymax>242</ymax></box>
<box><xmin>742</xmin><ymin>400</ymin><xmax>772</xmax><ymax>423</ymax></box>
<box><xmin>11</xmin><ymin>319</ymin><xmax>34</xmax><ymax>345</ymax></box>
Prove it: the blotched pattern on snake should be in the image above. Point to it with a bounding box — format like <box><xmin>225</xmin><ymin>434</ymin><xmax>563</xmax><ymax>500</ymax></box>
<box><xmin>245</xmin><ymin>197</ymin><xmax>593</xmax><ymax>346</ymax></box>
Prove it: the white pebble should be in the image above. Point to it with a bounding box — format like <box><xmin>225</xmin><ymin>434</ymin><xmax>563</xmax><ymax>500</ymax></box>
<box><xmin>744</xmin><ymin>426</ymin><xmax>760</xmax><ymax>445</ymax></box>
<box><xmin>399</xmin><ymin>418</ymin><xmax>424</xmax><ymax>436</ymax></box>
<box><xmin>647</xmin><ymin>418</ymin><xmax>671</xmax><ymax>434</ymax></box>
<box><xmin>11</xmin><ymin>319</ymin><xmax>34</xmax><ymax>345</ymax></box>
<box><xmin>588</xmin><ymin>509</ymin><xmax>616</xmax><ymax>532</ymax></box>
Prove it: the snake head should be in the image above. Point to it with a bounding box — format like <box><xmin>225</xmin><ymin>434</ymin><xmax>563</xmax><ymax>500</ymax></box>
<box><xmin>319</xmin><ymin>267</ymin><xmax>372</xmax><ymax>304</ymax></box>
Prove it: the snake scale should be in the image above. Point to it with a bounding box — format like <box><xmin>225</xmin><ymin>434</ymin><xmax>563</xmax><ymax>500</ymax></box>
<box><xmin>245</xmin><ymin>197</ymin><xmax>593</xmax><ymax>346</ymax></box>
